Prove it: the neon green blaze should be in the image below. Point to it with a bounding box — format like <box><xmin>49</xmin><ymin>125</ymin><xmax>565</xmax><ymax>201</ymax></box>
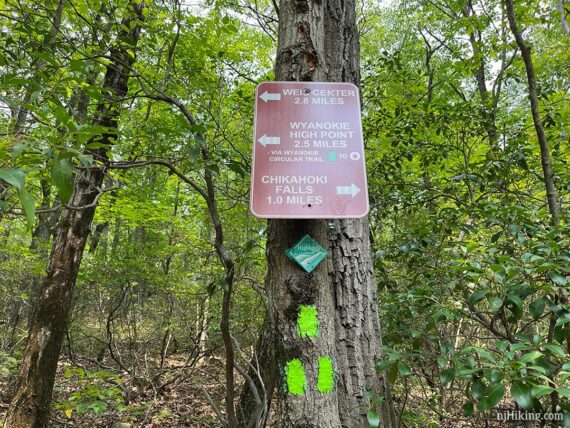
<box><xmin>297</xmin><ymin>305</ymin><xmax>319</xmax><ymax>338</ymax></box>
<box><xmin>317</xmin><ymin>356</ymin><xmax>334</xmax><ymax>393</ymax></box>
<box><xmin>285</xmin><ymin>305</ymin><xmax>335</xmax><ymax>396</ymax></box>
<box><xmin>285</xmin><ymin>358</ymin><xmax>306</xmax><ymax>396</ymax></box>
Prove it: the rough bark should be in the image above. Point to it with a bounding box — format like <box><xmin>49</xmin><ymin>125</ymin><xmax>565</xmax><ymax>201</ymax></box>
<box><xmin>89</xmin><ymin>221</ymin><xmax>109</xmax><ymax>253</ymax></box>
<box><xmin>557</xmin><ymin>0</ymin><xmax>570</xmax><ymax>35</ymax></box>
<box><xmin>504</xmin><ymin>0</ymin><xmax>561</xmax><ymax>225</ymax></box>
<box><xmin>239</xmin><ymin>0</ymin><xmax>396</xmax><ymax>426</ymax></box>
<box><xmin>3</xmin><ymin>4</ymin><xmax>145</xmax><ymax>427</ymax></box>
<box><xmin>270</xmin><ymin>220</ymin><xmax>342</xmax><ymax>427</ymax></box>
<box><xmin>331</xmin><ymin>220</ymin><xmax>395</xmax><ymax>427</ymax></box>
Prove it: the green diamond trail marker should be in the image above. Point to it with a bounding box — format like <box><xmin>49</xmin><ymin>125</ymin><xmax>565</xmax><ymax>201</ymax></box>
<box><xmin>286</xmin><ymin>235</ymin><xmax>327</xmax><ymax>273</ymax></box>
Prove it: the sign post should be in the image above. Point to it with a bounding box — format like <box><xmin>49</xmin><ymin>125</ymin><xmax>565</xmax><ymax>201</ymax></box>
<box><xmin>250</xmin><ymin>81</ymin><xmax>369</xmax><ymax>219</ymax></box>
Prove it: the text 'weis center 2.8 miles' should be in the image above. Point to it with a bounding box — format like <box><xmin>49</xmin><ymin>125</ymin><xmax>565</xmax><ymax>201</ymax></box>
<box><xmin>250</xmin><ymin>81</ymin><xmax>369</xmax><ymax>219</ymax></box>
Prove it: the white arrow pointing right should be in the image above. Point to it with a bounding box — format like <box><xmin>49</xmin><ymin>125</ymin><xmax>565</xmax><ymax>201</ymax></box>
<box><xmin>336</xmin><ymin>183</ymin><xmax>361</xmax><ymax>198</ymax></box>
<box><xmin>259</xmin><ymin>91</ymin><xmax>281</xmax><ymax>102</ymax></box>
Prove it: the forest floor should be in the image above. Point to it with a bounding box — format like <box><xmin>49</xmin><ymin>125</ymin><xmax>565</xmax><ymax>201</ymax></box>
<box><xmin>0</xmin><ymin>356</ymin><xmax>229</xmax><ymax>427</ymax></box>
<box><xmin>1</xmin><ymin>356</ymin><xmax>530</xmax><ymax>427</ymax></box>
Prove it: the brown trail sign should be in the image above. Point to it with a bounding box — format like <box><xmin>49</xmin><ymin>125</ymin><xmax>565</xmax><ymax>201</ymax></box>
<box><xmin>250</xmin><ymin>81</ymin><xmax>369</xmax><ymax>219</ymax></box>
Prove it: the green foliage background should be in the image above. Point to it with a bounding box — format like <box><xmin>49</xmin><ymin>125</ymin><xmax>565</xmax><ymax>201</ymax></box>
<box><xmin>0</xmin><ymin>0</ymin><xmax>569</xmax><ymax>425</ymax></box>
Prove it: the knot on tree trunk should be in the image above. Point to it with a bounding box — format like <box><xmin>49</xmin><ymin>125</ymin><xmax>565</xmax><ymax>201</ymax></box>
<box><xmin>293</xmin><ymin>0</ymin><xmax>310</xmax><ymax>12</ymax></box>
<box><xmin>277</xmin><ymin>46</ymin><xmax>319</xmax><ymax>81</ymax></box>
<box><xmin>285</xmin><ymin>273</ymin><xmax>319</xmax><ymax>307</ymax></box>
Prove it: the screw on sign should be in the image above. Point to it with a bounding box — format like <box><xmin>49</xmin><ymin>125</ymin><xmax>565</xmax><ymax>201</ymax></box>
<box><xmin>250</xmin><ymin>81</ymin><xmax>369</xmax><ymax>219</ymax></box>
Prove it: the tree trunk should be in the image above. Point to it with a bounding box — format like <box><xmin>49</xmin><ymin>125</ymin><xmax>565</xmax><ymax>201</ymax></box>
<box><xmin>197</xmin><ymin>296</ymin><xmax>210</xmax><ymax>354</ymax></box>
<box><xmin>239</xmin><ymin>0</ymin><xmax>396</xmax><ymax>426</ymax></box>
<box><xmin>557</xmin><ymin>0</ymin><xmax>570</xmax><ymax>35</ymax></box>
<box><xmin>238</xmin><ymin>316</ymin><xmax>277</xmax><ymax>428</ymax></box>
<box><xmin>462</xmin><ymin>1</ymin><xmax>498</xmax><ymax>147</ymax></box>
<box><xmin>3</xmin><ymin>4</ymin><xmax>145</xmax><ymax>427</ymax></box>
<box><xmin>203</xmin><ymin>161</ymin><xmax>238</xmax><ymax>427</ymax></box>
<box><xmin>11</xmin><ymin>0</ymin><xmax>65</xmax><ymax>138</ymax></box>
<box><xmin>331</xmin><ymin>220</ymin><xmax>395</xmax><ymax>427</ymax></box>
<box><xmin>268</xmin><ymin>220</ymin><xmax>342</xmax><ymax>427</ymax></box>
<box><xmin>504</xmin><ymin>0</ymin><xmax>561</xmax><ymax>225</ymax></box>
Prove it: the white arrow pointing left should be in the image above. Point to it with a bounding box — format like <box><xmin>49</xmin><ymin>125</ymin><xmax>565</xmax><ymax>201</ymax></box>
<box><xmin>258</xmin><ymin>135</ymin><xmax>281</xmax><ymax>147</ymax></box>
<box><xmin>336</xmin><ymin>183</ymin><xmax>361</xmax><ymax>198</ymax></box>
<box><xmin>259</xmin><ymin>91</ymin><xmax>281</xmax><ymax>102</ymax></box>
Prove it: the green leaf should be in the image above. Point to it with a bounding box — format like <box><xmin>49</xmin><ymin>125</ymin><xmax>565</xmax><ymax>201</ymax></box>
<box><xmin>509</xmin><ymin>283</ymin><xmax>534</xmax><ymax>299</ymax></box>
<box><xmin>490</xmin><ymin>369</ymin><xmax>503</xmax><ymax>383</ymax></box>
<box><xmin>469</xmin><ymin>289</ymin><xmax>487</xmax><ymax>305</ymax></box>
<box><xmin>434</xmin><ymin>310</ymin><xmax>454</xmax><ymax>322</ymax></box>
<box><xmin>376</xmin><ymin>360</ymin><xmax>394</xmax><ymax>372</ymax></box>
<box><xmin>506</xmin><ymin>295</ymin><xmax>523</xmax><ymax>320</ymax></box>
<box><xmin>493</xmin><ymin>267</ymin><xmax>506</xmax><ymax>283</ymax></box>
<box><xmin>496</xmin><ymin>340</ymin><xmax>508</xmax><ymax>353</ymax></box>
<box><xmin>550</xmin><ymin>272</ymin><xmax>568</xmax><ymax>286</ymax></box>
<box><xmin>30</xmin><ymin>89</ymin><xmax>42</xmax><ymax>103</ymax></box>
<box><xmin>561</xmin><ymin>373</ymin><xmax>570</xmax><ymax>384</ymax></box>
<box><xmin>490</xmin><ymin>231</ymin><xmax>502</xmax><ymax>243</ymax></box>
<box><xmin>398</xmin><ymin>363</ymin><xmax>412</xmax><ymax>376</ymax></box>
<box><xmin>51</xmin><ymin>158</ymin><xmax>75</xmax><ymax>204</ymax></box>
<box><xmin>519</xmin><ymin>351</ymin><xmax>543</xmax><ymax>364</ymax></box>
<box><xmin>511</xmin><ymin>381</ymin><xmax>533</xmax><ymax>410</ymax></box>
<box><xmin>367</xmin><ymin>411</ymin><xmax>380</xmax><ymax>427</ymax></box>
<box><xmin>556</xmin><ymin>388</ymin><xmax>570</xmax><ymax>398</ymax></box>
<box><xmin>12</xmin><ymin>143</ymin><xmax>29</xmax><ymax>156</ymax></box>
<box><xmin>488</xmin><ymin>296</ymin><xmax>503</xmax><ymax>312</ymax></box>
<box><xmin>474</xmin><ymin>347</ymin><xmax>497</xmax><ymax>363</ymax></box>
<box><xmin>0</xmin><ymin>167</ymin><xmax>35</xmax><ymax>226</ymax></box>
<box><xmin>478</xmin><ymin>383</ymin><xmax>505</xmax><ymax>411</ymax></box>
<box><xmin>227</xmin><ymin>160</ymin><xmax>245</xmax><ymax>178</ymax></box>
<box><xmin>471</xmin><ymin>380</ymin><xmax>485</xmax><ymax>399</ymax></box>
<box><xmin>0</xmin><ymin>168</ymin><xmax>25</xmax><ymax>191</ymax></box>
<box><xmin>508</xmin><ymin>224</ymin><xmax>521</xmax><ymax>236</ymax></box>
<box><xmin>532</xmin><ymin>385</ymin><xmax>554</xmax><ymax>398</ymax></box>
<box><xmin>18</xmin><ymin>188</ymin><xmax>36</xmax><ymax>228</ymax></box>
<box><xmin>440</xmin><ymin>368</ymin><xmax>455</xmax><ymax>386</ymax></box>
<box><xmin>206</xmin><ymin>163</ymin><xmax>220</xmax><ymax>176</ymax></box>
<box><xmin>529</xmin><ymin>297</ymin><xmax>546</xmax><ymax>320</ymax></box>
<box><xmin>555</xmin><ymin>314</ymin><xmax>570</xmax><ymax>327</ymax></box>
<box><xmin>77</xmin><ymin>154</ymin><xmax>93</xmax><ymax>167</ymax></box>
<box><xmin>463</xmin><ymin>401</ymin><xmax>474</xmax><ymax>417</ymax></box>
<box><xmin>510</xmin><ymin>342</ymin><xmax>531</xmax><ymax>352</ymax></box>
<box><xmin>543</xmin><ymin>343</ymin><xmax>565</xmax><ymax>358</ymax></box>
